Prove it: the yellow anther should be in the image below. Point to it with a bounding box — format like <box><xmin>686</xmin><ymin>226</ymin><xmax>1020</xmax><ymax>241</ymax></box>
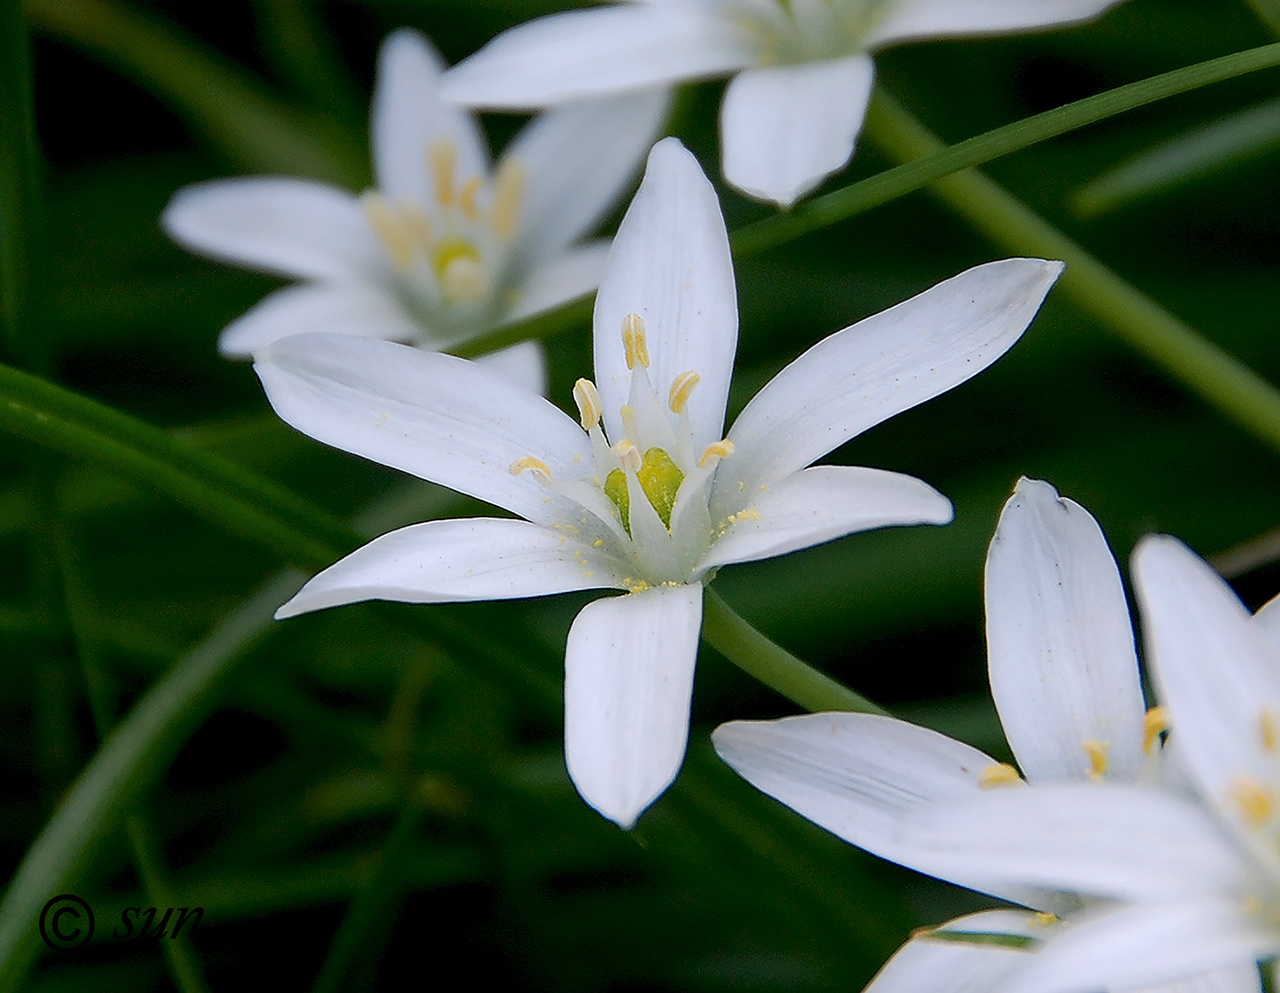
<box><xmin>509</xmin><ymin>456</ymin><xmax>553</xmax><ymax>482</ymax></box>
<box><xmin>457</xmin><ymin>176</ymin><xmax>483</xmax><ymax>223</ymax></box>
<box><xmin>572</xmin><ymin>378</ymin><xmax>602</xmax><ymax>430</ymax></box>
<box><xmin>1082</xmin><ymin>739</ymin><xmax>1109</xmax><ymax>780</ymax></box>
<box><xmin>361</xmin><ymin>193</ymin><xmax>414</xmax><ymax>269</ymax></box>
<box><xmin>668</xmin><ymin>371</ymin><xmax>701</xmax><ymax>414</ymax></box>
<box><xmin>490</xmin><ymin>156</ymin><xmax>525</xmax><ymax>243</ymax></box>
<box><xmin>1143</xmin><ymin>706</ymin><xmax>1170</xmax><ymax>755</ymax></box>
<box><xmin>1262</xmin><ymin>709</ymin><xmax>1278</xmax><ymax>754</ymax></box>
<box><xmin>429</xmin><ymin>139</ymin><xmax>456</xmax><ymax>207</ymax></box>
<box><xmin>698</xmin><ymin>439</ymin><xmax>735</xmax><ymax>469</ymax></box>
<box><xmin>1230</xmin><ymin>775</ymin><xmax>1275</xmax><ymax>827</ymax></box>
<box><xmin>978</xmin><ymin>763</ymin><xmax>1022</xmax><ymax>789</ymax></box>
<box><xmin>613</xmin><ymin>440</ymin><xmax>642</xmax><ymax>474</ymax></box>
<box><xmin>1030</xmin><ymin>912</ymin><xmax>1057</xmax><ymax>928</ymax></box>
<box><xmin>621</xmin><ymin>313</ymin><xmax>650</xmax><ymax>369</ymax></box>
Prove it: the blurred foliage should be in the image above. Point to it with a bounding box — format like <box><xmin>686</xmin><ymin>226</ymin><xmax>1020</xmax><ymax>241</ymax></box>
<box><xmin>2</xmin><ymin>0</ymin><xmax>1280</xmax><ymax>989</ymax></box>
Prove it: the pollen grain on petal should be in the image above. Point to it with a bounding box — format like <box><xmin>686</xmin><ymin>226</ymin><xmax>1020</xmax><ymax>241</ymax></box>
<box><xmin>668</xmin><ymin>371</ymin><xmax>701</xmax><ymax>414</ymax></box>
<box><xmin>1230</xmin><ymin>775</ymin><xmax>1275</xmax><ymax>827</ymax></box>
<box><xmin>1143</xmin><ymin>706</ymin><xmax>1170</xmax><ymax>755</ymax></box>
<box><xmin>1082</xmin><ymin>739</ymin><xmax>1109</xmax><ymax>780</ymax></box>
<box><xmin>621</xmin><ymin>313</ymin><xmax>650</xmax><ymax>369</ymax></box>
<box><xmin>509</xmin><ymin>456</ymin><xmax>553</xmax><ymax>482</ymax></box>
<box><xmin>1262</xmin><ymin>708</ymin><xmax>1278</xmax><ymax>754</ymax></box>
<box><xmin>978</xmin><ymin>763</ymin><xmax>1022</xmax><ymax>789</ymax></box>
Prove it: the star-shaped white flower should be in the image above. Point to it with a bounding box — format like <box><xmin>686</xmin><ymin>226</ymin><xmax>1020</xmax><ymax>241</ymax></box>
<box><xmin>441</xmin><ymin>0</ymin><xmax>1125</xmax><ymax>206</ymax></box>
<box><xmin>714</xmin><ymin>478</ymin><xmax>1266</xmax><ymax>993</ymax></box>
<box><xmin>162</xmin><ymin>27</ymin><xmax>668</xmax><ymax>392</ymax></box>
<box><xmin>254</xmin><ymin>137</ymin><xmax>1062</xmax><ymax>828</ymax></box>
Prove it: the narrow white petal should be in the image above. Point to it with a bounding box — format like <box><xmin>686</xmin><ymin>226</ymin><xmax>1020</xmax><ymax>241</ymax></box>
<box><xmin>720</xmin><ymin>55</ymin><xmax>874</xmax><ymax>206</ymax></box>
<box><xmin>255</xmin><ymin>333</ymin><xmax>590</xmax><ymax>524</ymax></box>
<box><xmin>864</xmin><ymin>910</ymin><xmax>1050</xmax><ymax>993</ymax></box>
<box><xmin>276</xmin><ymin>517</ymin><xmax>627</xmax><ymax>618</ymax></box>
<box><xmin>441</xmin><ymin>6</ymin><xmax>751</xmax><ymax>108</ymax></box>
<box><xmin>507</xmin><ymin>89</ymin><xmax>671</xmax><ymax>261</ymax></box>
<box><xmin>723</xmin><ymin>259</ymin><xmax>1062</xmax><ymax>500</ymax></box>
<box><xmin>985</xmin><ymin>478</ymin><xmax>1146</xmax><ymax>785</ymax></box>
<box><xmin>564</xmin><ymin>583</ymin><xmax>703</xmax><ymax>828</ymax></box>
<box><xmin>162</xmin><ymin>178</ymin><xmax>382</xmax><ymax>282</ymax></box>
<box><xmin>371</xmin><ymin>29</ymin><xmax>489</xmax><ymax>205</ymax></box>
<box><xmin>473</xmin><ymin>340</ymin><xmax>549</xmax><ymax>397</ymax></box>
<box><xmin>594</xmin><ymin>138</ymin><xmax>738</xmax><ymax>451</ymax></box>
<box><xmin>901</xmin><ymin>783</ymin><xmax>1247</xmax><ymax>903</ymax></box>
<box><xmin>217</xmin><ymin>283</ymin><xmax>421</xmax><ymax>357</ymax></box>
<box><xmin>994</xmin><ymin>900</ymin><xmax>1274</xmax><ymax>993</ymax></box>
<box><xmin>505</xmin><ymin>242</ymin><xmax>611</xmax><ymax>323</ymax></box>
<box><xmin>1252</xmin><ymin>591</ymin><xmax>1280</xmax><ymax>650</ymax></box>
<box><xmin>699</xmin><ymin>465</ymin><xmax>951</xmax><ymax>571</ymax></box>
<box><xmin>1155</xmin><ymin>963</ymin><xmax>1266</xmax><ymax>993</ymax></box>
<box><xmin>868</xmin><ymin>1</ymin><xmax>1125</xmax><ymax>48</ymax></box>
<box><xmin>1134</xmin><ymin>536</ymin><xmax>1280</xmax><ymax>836</ymax></box>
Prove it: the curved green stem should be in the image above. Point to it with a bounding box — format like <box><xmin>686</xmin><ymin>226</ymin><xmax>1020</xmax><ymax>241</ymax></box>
<box><xmin>862</xmin><ymin>89</ymin><xmax>1280</xmax><ymax>457</ymax></box>
<box><xmin>702</xmin><ymin>588</ymin><xmax>886</xmax><ymax>715</ymax></box>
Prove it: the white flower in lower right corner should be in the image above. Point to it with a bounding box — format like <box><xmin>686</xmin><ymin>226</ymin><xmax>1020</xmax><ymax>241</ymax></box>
<box><xmin>714</xmin><ymin>478</ymin><xmax>1270</xmax><ymax>993</ymax></box>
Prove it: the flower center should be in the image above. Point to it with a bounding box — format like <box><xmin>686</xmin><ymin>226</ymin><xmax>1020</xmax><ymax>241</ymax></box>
<box><xmin>605</xmin><ymin>447</ymin><xmax>685</xmax><ymax>535</ymax></box>
<box><xmin>741</xmin><ymin>0</ymin><xmax>893</xmax><ymax>64</ymax></box>
<box><xmin>360</xmin><ymin>139</ymin><xmax>526</xmax><ymax>339</ymax></box>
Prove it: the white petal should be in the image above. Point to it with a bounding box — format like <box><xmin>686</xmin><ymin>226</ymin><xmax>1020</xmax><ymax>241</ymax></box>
<box><xmin>864</xmin><ymin>910</ymin><xmax>1050</xmax><ymax>993</ymax></box>
<box><xmin>505</xmin><ymin>242</ymin><xmax>611</xmax><ymax>323</ymax></box>
<box><xmin>1154</xmin><ymin>963</ymin><xmax>1264</xmax><ymax>993</ymax></box>
<box><xmin>473</xmin><ymin>340</ymin><xmax>549</xmax><ymax>397</ymax></box>
<box><xmin>1252</xmin><ymin>591</ymin><xmax>1280</xmax><ymax>651</ymax></box>
<box><xmin>1133</xmin><ymin>536</ymin><xmax>1280</xmax><ymax>836</ymax></box>
<box><xmin>901</xmin><ymin>783</ymin><xmax>1247</xmax><ymax>903</ymax></box>
<box><xmin>217</xmin><ymin>283</ymin><xmax>421</xmax><ymax>357</ymax></box>
<box><xmin>255</xmin><ymin>333</ymin><xmax>590</xmax><ymax>524</ymax></box>
<box><xmin>564</xmin><ymin>583</ymin><xmax>703</xmax><ymax>828</ymax></box>
<box><xmin>723</xmin><ymin>259</ymin><xmax>1062</xmax><ymax>499</ymax></box>
<box><xmin>276</xmin><ymin>517</ymin><xmax>628</xmax><ymax>618</ymax></box>
<box><xmin>868</xmin><ymin>0</ymin><xmax>1125</xmax><ymax>48</ymax></box>
<box><xmin>698</xmin><ymin>465</ymin><xmax>951</xmax><ymax>571</ymax></box>
<box><xmin>506</xmin><ymin>89</ymin><xmax>671</xmax><ymax>261</ymax></box>
<box><xmin>720</xmin><ymin>55</ymin><xmax>874</xmax><ymax>206</ymax></box>
<box><xmin>372</xmin><ymin>29</ymin><xmax>489</xmax><ymax>206</ymax></box>
<box><xmin>985</xmin><ymin>478</ymin><xmax>1146</xmax><ymax>785</ymax></box>
<box><xmin>994</xmin><ymin>899</ymin><xmax>1274</xmax><ymax>993</ymax></box>
<box><xmin>162</xmin><ymin>178</ymin><xmax>383</xmax><ymax>282</ymax></box>
<box><xmin>594</xmin><ymin>138</ymin><xmax>738</xmax><ymax>451</ymax></box>
<box><xmin>441</xmin><ymin>6</ymin><xmax>751</xmax><ymax>108</ymax></box>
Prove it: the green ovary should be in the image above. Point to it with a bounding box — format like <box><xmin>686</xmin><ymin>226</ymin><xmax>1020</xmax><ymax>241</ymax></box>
<box><xmin>604</xmin><ymin>447</ymin><xmax>685</xmax><ymax>536</ymax></box>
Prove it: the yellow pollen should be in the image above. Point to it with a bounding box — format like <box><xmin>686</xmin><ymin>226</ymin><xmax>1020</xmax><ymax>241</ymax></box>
<box><xmin>668</xmin><ymin>371</ymin><xmax>701</xmax><ymax>414</ymax></box>
<box><xmin>613</xmin><ymin>440</ymin><xmax>642</xmax><ymax>474</ymax></box>
<box><xmin>509</xmin><ymin>456</ymin><xmax>552</xmax><ymax>482</ymax></box>
<box><xmin>978</xmin><ymin>763</ymin><xmax>1022</xmax><ymax>789</ymax></box>
<box><xmin>573</xmin><ymin>378</ymin><xmax>602</xmax><ymax>430</ymax></box>
<box><xmin>1082</xmin><ymin>739</ymin><xmax>1109</xmax><ymax>780</ymax></box>
<box><xmin>698</xmin><ymin>439</ymin><xmax>735</xmax><ymax>469</ymax></box>
<box><xmin>361</xmin><ymin>193</ymin><xmax>414</xmax><ymax>269</ymax></box>
<box><xmin>490</xmin><ymin>156</ymin><xmax>525</xmax><ymax>243</ymax></box>
<box><xmin>1262</xmin><ymin>709</ymin><xmax>1278</xmax><ymax>753</ymax></box>
<box><xmin>1230</xmin><ymin>775</ymin><xmax>1275</xmax><ymax>827</ymax></box>
<box><xmin>621</xmin><ymin>313</ymin><xmax>650</xmax><ymax>369</ymax></box>
<box><xmin>1143</xmin><ymin>706</ymin><xmax>1170</xmax><ymax>755</ymax></box>
<box><xmin>1030</xmin><ymin>912</ymin><xmax>1057</xmax><ymax>928</ymax></box>
<box><xmin>457</xmin><ymin>176</ymin><xmax>483</xmax><ymax>223</ymax></box>
<box><xmin>429</xmin><ymin>139</ymin><xmax>456</xmax><ymax>207</ymax></box>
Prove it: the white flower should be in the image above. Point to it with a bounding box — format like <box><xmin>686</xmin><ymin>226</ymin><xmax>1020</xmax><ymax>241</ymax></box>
<box><xmin>162</xmin><ymin>27</ymin><xmax>668</xmax><ymax>392</ymax></box>
<box><xmin>254</xmin><ymin>137</ymin><xmax>1062</xmax><ymax>828</ymax></box>
<box><xmin>713</xmin><ymin>478</ymin><xmax>1266</xmax><ymax>993</ymax></box>
<box><xmin>441</xmin><ymin>0</ymin><xmax>1125</xmax><ymax>207</ymax></box>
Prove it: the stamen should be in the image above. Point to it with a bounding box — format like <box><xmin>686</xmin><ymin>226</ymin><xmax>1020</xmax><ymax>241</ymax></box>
<box><xmin>573</xmin><ymin>378</ymin><xmax>602</xmax><ymax>430</ymax></box>
<box><xmin>509</xmin><ymin>456</ymin><xmax>553</xmax><ymax>482</ymax></box>
<box><xmin>612</xmin><ymin>440</ymin><xmax>642</xmax><ymax>474</ymax></box>
<box><xmin>457</xmin><ymin>176</ymin><xmax>483</xmax><ymax>223</ymax></box>
<box><xmin>978</xmin><ymin>763</ymin><xmax>1022</xmax><ymax>789</ymax></box>
<box><xmin>1030</xmin><ymin>912</ymin><xmax>1057</xmax><ymax>928</ymax></box>
<box><xmin>361</xmin><ymin>193</ymin><xmax>413</xmax><ymax>269</ymax></box>
<box><xmin>429</xmin><ymin>140</ymin><xmax>456</xmax><ymax>207</ymax></box>
<box><xmin>621</xmin><ymin>313</ymin><xmax>650</xmax><ymax>370</ymax></box>
<box><xmin>400</xmin><ymin>202</ymin><xmax>433</xmax><ymax>254</ymax></box>
<box><xmin>1230</xmin><ymin>775</ymin><xmax>1275</xmax><ymax>827</ymax></box>
<box><xmin>1082</xmin><ymin>739</ymin><xmax>1108</xmax><ymax>780</ymax></box>
<box><xmin>1262</xmin><ymin>708</ymin><xmax>1278</xmax><ymax>753</ymax></box>
<box><xmin>668</xmin><ymin>371</ymin><xmax>701</xmax><ymax>414</ymax></box>
<box><xmin>1143</xmin><ymin>706</ymin><xmax>1170</xmax><ymax>755</ymax></box>
<box><xmin>490</xmin><ymin>156</ymin><xmax>525</xmax><ymax>243</ymax></box>
<box><xmin>698</xmin><ymin>439</ymin><xmax>735</xmax><ymax>469</ymax></box>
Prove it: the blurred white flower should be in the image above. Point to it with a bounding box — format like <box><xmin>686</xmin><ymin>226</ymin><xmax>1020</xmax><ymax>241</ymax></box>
<box><xmin>254</xmin><ymin>138</ymin><xmax>1061</xmax><ymax>829</ymax></box>
<box><xmin>442</xmin><ymin>0</ymin><xmax>1125</xmax><ymax>206</ymax></box>
<box><xmin>163</xmin><ymin>27</ymin><xmax>668</xmax><ymax>393</ymax></box>
<box><xmin>714</xmin><ymin>478</ymin><xmax>1266</xmax><ymax>993</ymax></box>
